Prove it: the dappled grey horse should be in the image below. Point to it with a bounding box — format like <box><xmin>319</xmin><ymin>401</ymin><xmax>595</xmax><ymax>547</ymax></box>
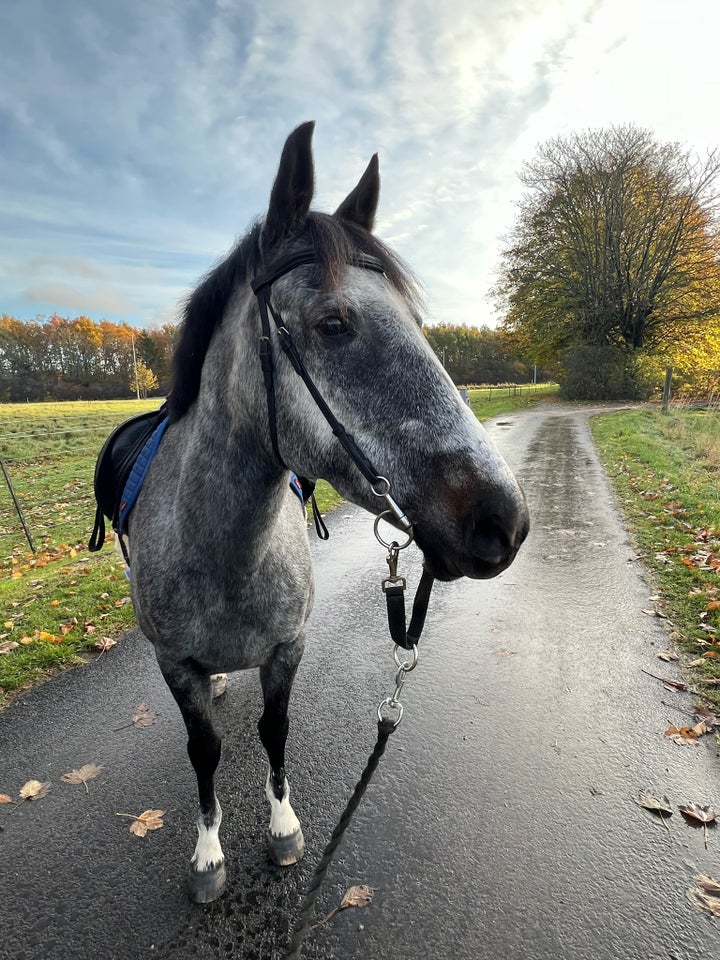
<box><xmin>128</xmin><ymin>123</ymin><xmax>529</xmax><ymax>902</ymax></box>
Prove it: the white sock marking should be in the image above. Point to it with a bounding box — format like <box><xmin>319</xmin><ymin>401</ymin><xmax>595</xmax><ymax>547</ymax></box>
<box><xmin>191</xmin><ymin>800</ymin><xmax>224</xmax><ymax>872</ymax></box>
<box><xmin>265</xmin><ymin>771</ymin><xmax>301</xmax><ymax>838</ymax></box>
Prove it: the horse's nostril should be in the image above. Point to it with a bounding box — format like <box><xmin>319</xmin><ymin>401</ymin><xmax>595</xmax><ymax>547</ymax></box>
<box><xmin>470</xmin><ymin>510</ymin><xmax>511</xmax><ymax>561</ymax></box>
<box><xmin>468</xmin><ymin>500</ymin><xmax>529</xmax><ymax>561</ymax></box>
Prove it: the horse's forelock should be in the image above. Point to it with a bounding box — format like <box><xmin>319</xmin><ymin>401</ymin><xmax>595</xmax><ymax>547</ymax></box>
<box><xmin>168</xmin><ymin>212</ymin><xmax>421</xmax><ymax>422</ymax></box>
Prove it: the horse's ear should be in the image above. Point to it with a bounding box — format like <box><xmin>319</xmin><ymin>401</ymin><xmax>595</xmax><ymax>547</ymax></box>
<box><xmin>334</xmin><ymin>154</ymin><xmax>380</xmax><ymax>231</ymax></box>
<box><xmin>265</xmin><ymin>121</ymin><xmax>316</xmax><ymax>247</ymax></box>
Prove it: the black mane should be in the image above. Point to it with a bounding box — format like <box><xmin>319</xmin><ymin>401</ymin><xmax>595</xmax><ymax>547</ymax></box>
<box><xmin>167</xmin><ymin>212</ymin><xmax>420</xmax><ymax>422</ymax></box>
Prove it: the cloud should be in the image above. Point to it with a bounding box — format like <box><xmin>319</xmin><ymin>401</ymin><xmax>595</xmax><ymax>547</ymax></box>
<box><xmin>2</xmin><ymin>0</ymin><xmax>719</xmax><ymax>330</ymax></box>
<box><xmin>23</xmin><ymin>283</ymin><xmax>135</xmax><ymax>316</ymax></box>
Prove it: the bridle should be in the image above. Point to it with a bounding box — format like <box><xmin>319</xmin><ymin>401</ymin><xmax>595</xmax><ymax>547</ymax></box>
<box><xmin>250</xmin><ymin>247</ymin><xmax>434</xmax><ymax>655</ymax></box>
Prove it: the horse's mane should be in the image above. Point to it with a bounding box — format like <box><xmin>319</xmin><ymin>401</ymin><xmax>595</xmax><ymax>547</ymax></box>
<box><xmin>167</xmin><ymin>212</ymin><xmax>420</xmax><ymax>422</ymax></box>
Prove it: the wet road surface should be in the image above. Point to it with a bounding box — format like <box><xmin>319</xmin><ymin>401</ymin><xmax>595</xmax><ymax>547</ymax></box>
<box><xmin>1</xmin><ymin>406</ymin><xmax>719</xmax><ymax>960</ymax></box>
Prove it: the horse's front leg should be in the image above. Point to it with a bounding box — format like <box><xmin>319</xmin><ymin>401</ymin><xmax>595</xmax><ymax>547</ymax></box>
<box><xmin>258</xmin><ymin>636</ymin><xmax>305</xmax><ymax>866</ymax></box>
<box><xmin>161</xmin><ymin>659</ymin><xmax>226</xmax><ymax>903</ymax></box>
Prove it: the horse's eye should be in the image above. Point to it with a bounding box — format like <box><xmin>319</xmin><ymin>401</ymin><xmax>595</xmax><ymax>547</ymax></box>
<box><xmin>316</xmin><ymin>317</ymin><xmax>349</xmax><ymax>338</ymax></box>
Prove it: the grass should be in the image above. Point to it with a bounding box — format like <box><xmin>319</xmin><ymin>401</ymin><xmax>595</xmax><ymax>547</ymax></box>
<box><xmin>468</xmin><ymin>382</ymin><xmax>558</xmax><ymax>420</ymax></box>
<box><xmin>0</xmin><ymin>385</ymin><xmax>555</xmax><ymax>706</ymax></box>
<box><xmin>591</xmin><ymin>408</ymin><xmax>720</xmax><ymax>711</ymax></box>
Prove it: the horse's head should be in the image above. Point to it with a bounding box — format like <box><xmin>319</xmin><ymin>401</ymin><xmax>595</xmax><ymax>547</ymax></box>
<box><xmin>178</xmin><ymin>122</ymin><xmax>527</xmax><ymax>581</ymax></box>
<box><xmin>248</xmin><ymin>122</ymin><xmax>529</xmax><ymax>581</ymax></box>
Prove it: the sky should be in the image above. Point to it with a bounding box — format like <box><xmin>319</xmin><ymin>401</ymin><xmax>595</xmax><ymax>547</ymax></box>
<box><xmin>1</xmin><ymin>0</ymin><xmax>719</xmax><ymax>331</ymax></box>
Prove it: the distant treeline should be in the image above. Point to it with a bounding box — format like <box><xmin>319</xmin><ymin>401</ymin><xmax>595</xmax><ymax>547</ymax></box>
<box><xmin>0</xmin><ymin>315</ymin><xmax>175</xmax><ymax>401</ymax></box>
<box><xmin>423</xmin><ymin>324</ymin><xmax>545</xmax><ymax>385</ymax></box>
<box><xmin>0</xmin><ymin>313</ymin><xmax>544</xmax><ymax>402</ymax></box>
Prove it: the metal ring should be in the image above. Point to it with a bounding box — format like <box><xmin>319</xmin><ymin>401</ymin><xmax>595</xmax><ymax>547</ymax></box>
<box><xmin>377</xmin><ymin>697</ymin><xmax>404</xmax><ymax>727</ymax></box>
<box><xmin>371</xmin><ymin>476</ymin><xmax>391</xmax><ymax>497</ymax></box>
<box><xmin>374</xmin><ymin>511</ymin><xmax>413</xmax><ymax>551</ymax></box>
<box><xmin>393</xmin><ymin>644</ymin><xmax>419</xmax><ymax>672</ymax></box>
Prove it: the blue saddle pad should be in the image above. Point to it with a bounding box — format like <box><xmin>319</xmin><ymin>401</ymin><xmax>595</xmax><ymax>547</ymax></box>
<box><xmin>117</xmin><ymin>418</ymin><xmax>305</xmax><ymax>537</ymax></box>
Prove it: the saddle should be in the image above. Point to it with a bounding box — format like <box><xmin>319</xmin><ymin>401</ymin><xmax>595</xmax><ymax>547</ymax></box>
<box><xmin>88</xmin><ymin>402</ymin><xmax>321</xmax><ymax>557</ymax></box>
<box><xmin>88</xmin><ymin>404</ymin><xmax>168</xmax><ymax>554</ymax></box>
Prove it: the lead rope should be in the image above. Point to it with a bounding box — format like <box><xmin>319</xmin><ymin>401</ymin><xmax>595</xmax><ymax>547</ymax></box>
<box><xmin>283</xmin><ymin>547</ymin><xmax>433</xmax><ymax>960</ymax></box>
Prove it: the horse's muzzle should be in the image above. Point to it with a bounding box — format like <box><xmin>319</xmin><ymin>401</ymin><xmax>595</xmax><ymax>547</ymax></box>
<box><xmin>416</xmin><ymin>491</ymin><xmax>530</xmax><ymax>582</ymax></box>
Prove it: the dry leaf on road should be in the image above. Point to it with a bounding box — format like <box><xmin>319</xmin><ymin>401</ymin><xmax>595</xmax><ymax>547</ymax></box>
<box><xmin>113</xmin><ymin>704</ymin><xmax>158</xmax><ymax>732</ymax></box>
<box><xmin>0</xmin><ymin>793</ymin><xmax>14</xmax><ymax>804</ymax></box>
<box><xmin>117</xmin><ymin>809</ymin><xmax>166</xmax><ymax>837</ymax></box>
<box><xmin>312</xmin><ymin>884</ymin><xmax>375</xmax><ymax>929</ymax></box>
<box><xmin>339</xmin><ymin>885</ymin><xmax>374</xmax><ymax>909</ymax></box>
<box><xmin>696</xmin><ymin>875</ymin><xmax>720</xmax><ymax>895</ymax></box>
<box><xmin>657</xmin><ymin>651</ymin><xmax>679</xmax><ymax>662</ymax></box>
<box><xmin>94</xmin><ymin>636</ymin><xmax>116</xmax><ymax>654</ymax></box>
<box><xmin>688</xmin><ymin>887</ymin><xmax>720</xmax><ymax>917</ymax></box>
<box><xmin>131</xmin><ymin>704</ymin><xmax>158</xmax><ymax>727</ymax></box>
<box><xmin>679</xmin><ymin>803</ymin><xmax>718</xmax><ymax>848</ymax></box>
<box><xmin>60</xmin><ymin>763</ymin><xmax>103</xmax><ymax>794</ymax></box>
<box><xmin>19</xmin><ymin>780</ymin><xmax>51</xmax><ymax>801</ymax></box>
<box><xmin>634</xmin><ymin>792</ymin><xmax>672</xmax><ymax>815</ymax></box>
<box><xmin>664</xmin><ymin>725</ymin><xmax>703</xmax><ymax>746</ymax></box>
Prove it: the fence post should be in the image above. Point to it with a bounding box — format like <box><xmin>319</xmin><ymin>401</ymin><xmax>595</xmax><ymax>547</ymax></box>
<box><xmin>661</xmin><ymin>367</ymin><xmax>673</xmax><ymax>414</ymax></box>
<box><xmin>1</xmin><ymin>458</ymin><xmax>36</xmax><ymax>553</ymax></box>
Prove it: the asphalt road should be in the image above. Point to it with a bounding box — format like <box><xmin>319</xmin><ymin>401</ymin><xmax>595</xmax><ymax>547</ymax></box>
<box><xmin>2</xmin><ymin>406</ymin><xmax>719</xmax><ymax>960</ymax></box>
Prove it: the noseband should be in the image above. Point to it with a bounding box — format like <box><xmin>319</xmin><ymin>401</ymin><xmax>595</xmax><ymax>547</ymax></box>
<box><xmin>251</xmin><ymin>248</ymin><xmax>434</xmax><ymax>653</ymax></box>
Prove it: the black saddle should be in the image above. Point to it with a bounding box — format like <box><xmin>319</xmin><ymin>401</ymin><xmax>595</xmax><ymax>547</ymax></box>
<box><xmin>88</xmin><ymin>403</ymin><xmax>168</xmax><ymax>553</ymax></box>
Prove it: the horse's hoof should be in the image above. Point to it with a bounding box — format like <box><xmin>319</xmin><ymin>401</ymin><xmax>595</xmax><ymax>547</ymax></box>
<box><xmin>187</xmin><ymin>862</ymin><xmax>227</xmax><ymax>903</ymax></box>
<box><xmin>268</xmin><ymin>827</ymin><xmax>305</xmax><ymax>867</ymax></box>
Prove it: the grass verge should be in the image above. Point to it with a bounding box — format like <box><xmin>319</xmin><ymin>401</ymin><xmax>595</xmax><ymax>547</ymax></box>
<box><xmin>468</xmin><ymin>383</ymin><xmax>558</xmax><ymax>421</ymax></box>
<box><xmin>591</xmin><ymin>408</ymin><xmax>720</xmax><ymax>711</ymax></box>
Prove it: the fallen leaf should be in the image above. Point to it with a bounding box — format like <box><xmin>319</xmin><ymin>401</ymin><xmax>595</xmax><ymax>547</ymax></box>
<box><xmin>339</xmin><ymin>885</ymin><xmax>374</xmax><ymax>910</ymax></box>
<box><xmin>679</xmin><ymin>803</ymin><xmax>718</xmax><ymax>848</ymax></box>
<box><xmin>665</xmin><ymin>725</ymin><xmax>701</xmax><ymax>745</ymax></box>
<box><xmin>634</xmin><ymin>792</ymin><xmax>673</xmax><ymax>815</ymax></box>
<box><xmin>657</xmin><ymin>651</ymin><xmax>679</xmax><ymax>662</ymax></box>
<box><xmin>688</xmin><ymin>887</ymin><xmax>720</xmax><ymax>917</ymax></box>
<box><xmin>19</xmin><ymin>780</ymin><xmax>51</xmax><ymax>801</ymax></box>
<box><xmin>0</xmin><ymin>794</ymin><xmax>14</xmax><ymax>804</ymax></box>
<box><xmin>696</xmin><ymin>875</ymin><xmax>720</xmax><ymax>895</ymax></box>
<box><xmin>60</xmin><ymin>763</ymin><xmax>103</xmax><ymax>794</ymax></box>
<box><xmin>497</xmin><ymin>649</ymin><xmax>515</xmax><ymax>657</ymax></box>
<box><xmin>694</xmin><ymin>706</ymin><xmax>718</xmax><ymax>730</ymax></box>
<box><xmin>3</xmin><ymin>620</ymin><xmax>13</xmax><ymax>629</ymax></box>
<box><xmin>312</xmin><ymin>884</ymin><xmax>375</xmax><ymax>929</ymax></box>
<box><xmin>117</xmin><ymin>809</ymin><xmax>165</xmax><ymax>837</ymax></box>
<box><xmin>94</xmin><ymin>636</ymin><xmax>117</xmax><ymax>653</ymax></box>
<box><xmin>131</xmin><ymin>704</ymin><xmax>158</xmax><ymax>727</ymax></box>
<box><xmin>0</xmin><ymin>641</ymin><xmax>19</xmax><ymax>654</ymax></box>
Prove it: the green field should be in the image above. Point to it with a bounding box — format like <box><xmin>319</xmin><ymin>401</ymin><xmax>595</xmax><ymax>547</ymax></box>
<box><xmin>591</xmin><ymin>408</ymin><xmax>720</xmax><ymax>710</ymax></box>
<box><xmin>0</xmin><ymin>386</ymin><xmax>555</xmax><ymax>705</ymax></box>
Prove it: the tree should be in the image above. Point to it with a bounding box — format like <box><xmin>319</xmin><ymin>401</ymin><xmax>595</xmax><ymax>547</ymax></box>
<box><xmin>423</xmin><ymin>324</ymin><xmax>532</xmax><ymax>384</ymax></box>
<box><xmin>130</xmin><ymin>360</ymin><xmax>159</xmax><ymax>399</ymax></box>
<box><xmin>497</xmin><ymin>126</ymin><xmax>720</xmax><ymax>396</ymax></box>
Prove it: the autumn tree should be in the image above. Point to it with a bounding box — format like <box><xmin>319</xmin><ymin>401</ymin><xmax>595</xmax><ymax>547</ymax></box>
<box><xmin>130</xmin><ymin>360</ymin><xmax>159</xmax><ymax>399</ymax></box>
<box><xmin>423</xmin><ymin>324</ymin><xmax>533</xmax><ymax>384</ymax></box>
<box><xmin>497</xmin><ymin>125</ymin><xmax>720</xmax><ymax>398</ymax></box>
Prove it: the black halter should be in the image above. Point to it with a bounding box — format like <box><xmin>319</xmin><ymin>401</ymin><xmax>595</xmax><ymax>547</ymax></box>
<box><xmin>251</xmin><ymin>249</ymin><xmax>387</xmax><ymax>488</ymax></box>
<box><xmin>251</xmin><ymin>248</ymin><xmax>433</xmax><ymax>650</ymax></box>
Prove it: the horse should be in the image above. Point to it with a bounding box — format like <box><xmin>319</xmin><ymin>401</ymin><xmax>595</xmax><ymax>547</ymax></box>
<box><xmin>126</xmin><ymin>122</ymin><xmax>529</xmax><ymax>903</ymax></box>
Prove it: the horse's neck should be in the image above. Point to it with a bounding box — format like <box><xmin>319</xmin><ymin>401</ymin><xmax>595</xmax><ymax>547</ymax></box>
<box><xmin>171</xmin><ymin>373</ymin><xmax>290</xmax><ymax>568</ymax></box>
